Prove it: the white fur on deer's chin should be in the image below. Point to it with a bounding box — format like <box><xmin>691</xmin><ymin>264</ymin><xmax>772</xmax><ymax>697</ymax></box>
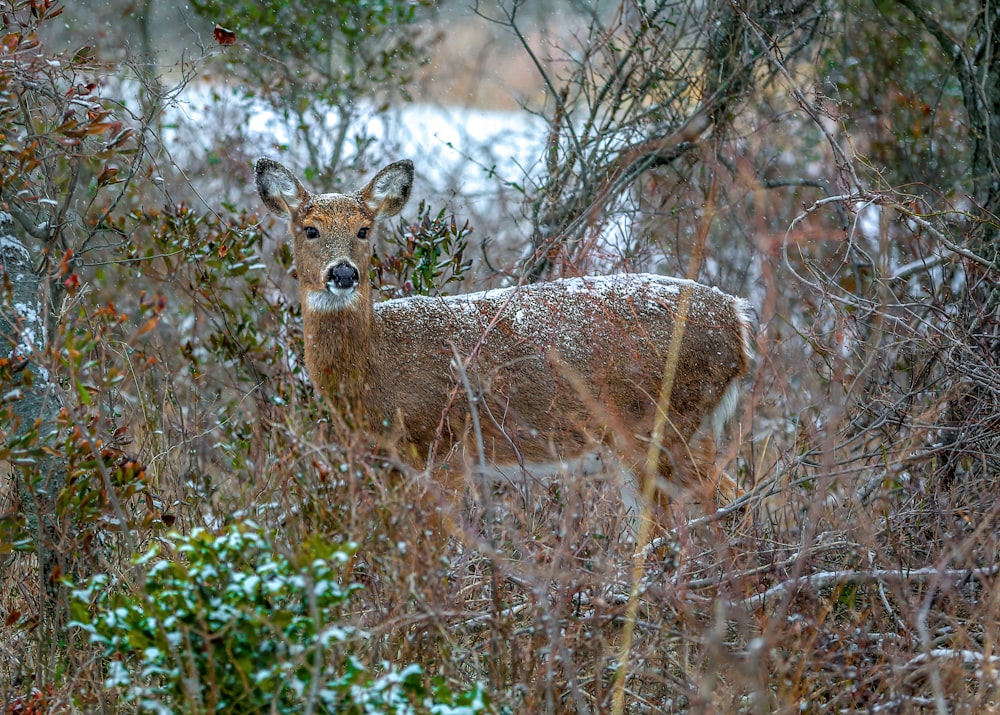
<box><xmin>306</xmin><ymin>287</ymin><xmax>357</xmax><ymax>313</ymax></box>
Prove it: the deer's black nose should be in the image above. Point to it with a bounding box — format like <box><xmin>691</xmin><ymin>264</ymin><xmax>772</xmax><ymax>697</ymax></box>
<box><xmin>326</xmin><ymin>262</ymin><xmax>359</xmax><ymax>290</ymax></box>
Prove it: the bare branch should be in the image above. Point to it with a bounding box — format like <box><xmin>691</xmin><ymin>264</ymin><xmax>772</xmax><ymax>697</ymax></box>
<box><xmin>6</xmin><ymin>204</ymin><xmax>49</xmax><ymax>241</ymax></box>
<box><xmin>731</xmin><ymin>565</ymin><xmax>1000</xmax><ymax>612</ymax></box>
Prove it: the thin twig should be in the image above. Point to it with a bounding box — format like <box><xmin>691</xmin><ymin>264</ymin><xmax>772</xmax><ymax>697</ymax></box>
<box><xmin>449</xmin><ymin>342</ymin><xmax>505</xmax><ymax>693</ymax></box>
<box><xmin>611</xmin><ymin>142</ymin><xmax>723</xmax><ymax>715</ymax></box>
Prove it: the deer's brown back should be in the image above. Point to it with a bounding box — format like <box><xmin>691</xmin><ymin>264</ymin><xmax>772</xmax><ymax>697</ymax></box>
<box><xmin>371</xmin><ymin>274</ymin><xmax>750</xmax><ymax>461</ymax></box>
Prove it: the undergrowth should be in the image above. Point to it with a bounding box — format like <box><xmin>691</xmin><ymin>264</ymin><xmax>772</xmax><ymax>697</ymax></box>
<box><xmin>2</xmin><ymin>1</ymin><xmax>1000</xmax><ymax>713</ymax></box>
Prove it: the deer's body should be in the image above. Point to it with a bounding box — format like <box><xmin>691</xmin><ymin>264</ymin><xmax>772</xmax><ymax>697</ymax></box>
<box><xmin>256</xmin><ymin>158</ymin><xmax>753</xmax><ymax>518</ymax></box>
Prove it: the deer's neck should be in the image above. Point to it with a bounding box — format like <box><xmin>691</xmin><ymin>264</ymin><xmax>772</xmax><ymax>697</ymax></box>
<box><xmin>301</xmin><ymin>295</ymin><xmax>385</xmax><ymax>428</ymax></box>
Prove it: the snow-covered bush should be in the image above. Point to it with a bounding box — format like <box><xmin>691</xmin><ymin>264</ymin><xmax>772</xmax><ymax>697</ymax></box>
<box><xmin>69</xmin><ymin>522</ymin><xmax>486</xmax><ymax>714</ymax></box>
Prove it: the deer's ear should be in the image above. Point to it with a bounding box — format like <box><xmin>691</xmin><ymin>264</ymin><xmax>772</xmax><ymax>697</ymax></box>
<box><xmin>255</xmin><ymin>158</ymin><xmax>309</xmax><ymax>216</ymax></box>
<box><xmin>361</xmin><ymin>160</ymin><xmax>413</xmax><ymax>217</ymax></box>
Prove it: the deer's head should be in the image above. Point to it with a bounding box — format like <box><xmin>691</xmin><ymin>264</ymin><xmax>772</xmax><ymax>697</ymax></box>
<box><xmin>255</xmin><ymin>158</ymin><xmax>414</xmax><ymax>312</ymax></box>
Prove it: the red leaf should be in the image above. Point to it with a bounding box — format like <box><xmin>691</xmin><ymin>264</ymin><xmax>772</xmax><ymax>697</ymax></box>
<box><xmin>214</xmin><ymin>24</ymin><xmax>237</xmax><ymax>46</ymax></box>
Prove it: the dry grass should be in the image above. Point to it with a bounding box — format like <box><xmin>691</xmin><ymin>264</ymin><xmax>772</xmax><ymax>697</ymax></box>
<box><xmin>6</xmin><ymin>365</ymin><xmax>997</xmax><ymax>714</ymax></box>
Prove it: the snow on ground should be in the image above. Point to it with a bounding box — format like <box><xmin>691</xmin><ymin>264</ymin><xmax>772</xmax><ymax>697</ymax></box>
<box><xmin>157</xmin><ymin>82</ymin><xmax>644</xmax><ymax>274</ymax></box>
<box><xmin>162</xmin><ymin>83</ymin><xmax>544</xmax><ymax>211</ymax></box>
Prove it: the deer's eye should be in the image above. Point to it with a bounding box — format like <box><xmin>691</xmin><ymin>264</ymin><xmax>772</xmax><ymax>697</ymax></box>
<box><xmin>304</xmin><ymin>226</ymin><xmax>320</xmax><ymax>240</ymax></box>
<box><xmin>357</xmin><ymin>226</ymin><xmax>370</xmax><ymax>240</ymax></box>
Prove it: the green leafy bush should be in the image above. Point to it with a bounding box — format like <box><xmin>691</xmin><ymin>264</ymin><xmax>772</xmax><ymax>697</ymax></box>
<box><xmin>69</xmin><ymin>523</ymin><xmax>486</xmax><ymax>714</ymax></box>
<box><xmin>372</xmin><ymin>201</ymin><xmax>475</xmax><ymax>298</ymax></box>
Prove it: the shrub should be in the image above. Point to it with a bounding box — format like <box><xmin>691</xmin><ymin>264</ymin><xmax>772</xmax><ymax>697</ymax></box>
<box><xmin>69</xmin><ymin>522</ymin><xmax>487</xmax><ymax>714</ymax></box>
<box><xmin>372</xmin><ymin>201</ymin><xmax>475</xmax><ymax>299</ymax></box>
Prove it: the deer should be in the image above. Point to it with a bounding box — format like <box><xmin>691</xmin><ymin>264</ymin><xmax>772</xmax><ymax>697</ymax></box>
<box><xmin>254</xmin><ymin>157</ymin><xmax>754</xmax><ymax>527</ymax></box>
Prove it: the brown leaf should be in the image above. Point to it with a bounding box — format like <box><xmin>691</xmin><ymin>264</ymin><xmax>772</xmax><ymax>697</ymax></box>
<box><xmin>135</xmin><ymin>316</ymin><xmax>160</xmax><ymax>337</ymax></box>
<box><xmin>96</xmin><ymin>163</ymin><xmax>120</xmax><ymax>186</ymax></box>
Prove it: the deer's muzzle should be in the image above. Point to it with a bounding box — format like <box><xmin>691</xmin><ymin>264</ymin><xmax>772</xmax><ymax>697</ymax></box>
<box><xmin>326</xmin><ymin>261</ymin><xmax>360</xmax><ymax>291</ymax></box>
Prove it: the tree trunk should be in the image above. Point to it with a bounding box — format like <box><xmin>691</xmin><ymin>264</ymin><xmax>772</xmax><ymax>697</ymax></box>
<box><xmin>896</xmin><ymin>0</ymin><xmax>1000</xmax><ymax>248</ymax></box>
<box><xmin>0</xmin><ymin>211</ymin><xmax>68</xmax><ymax>652</ymax></box>
<box><xmin>965</xmin><ymin>0</ymin><xmax>1000</xmax><ymax>245</ymax></box>
<box><xmin>893</xmin><ymin>0</ymin><xmax>1000</xmax><ymax>485</ymax></box>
